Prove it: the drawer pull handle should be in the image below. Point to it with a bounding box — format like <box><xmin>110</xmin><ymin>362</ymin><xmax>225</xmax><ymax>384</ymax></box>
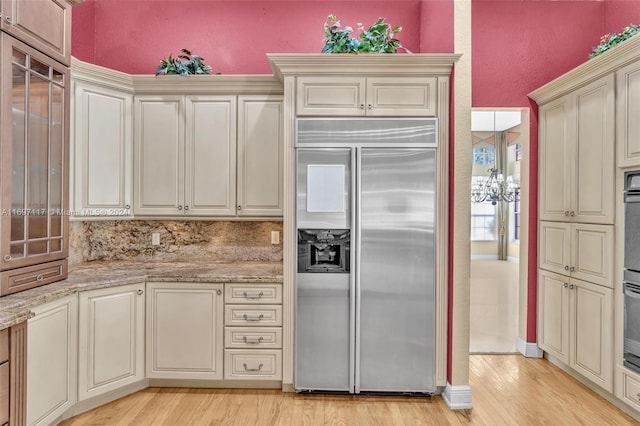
<box><xmin>36</xmin><ymin>274</ymin><xmax>44</xmax><ymax>281</ymax></box>
<box><xmin>243</xmin><ymin>314</ymin><xmax>264</xmax><ymax>322</ymax></box>
<box><xmin>243</xmin><ymin>291</ymin><xmax>264</xmax><ymax>300</ymax></box>
<box><xmin>243</xmin><ymin>363</ymin><xmax>263</xmax><ymax>372</ymax></box>
<box><xmin>243</xmin><ymin>336</ymin><xmax>264</xmax><ymax>344</ymax></box>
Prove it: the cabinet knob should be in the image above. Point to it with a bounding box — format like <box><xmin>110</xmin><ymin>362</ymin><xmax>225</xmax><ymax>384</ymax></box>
<box><xmin>570</xmin><ymin>211</ymin><xmax>575</xmax><ymax>216</ymax></box>
<box><xmin>636</xmin><ymin>392</ymin><xmax>640</xmax><ymax>400</ymax></box>
<box><xmin>237</xmin><ymin>205</ymin><xmax>242</xmax><ymax>211</ymax></box>
<box><xmin>125</xmin><ymin>204</ymin><xmax>131</xmax><ymax>210</ymax></box>
<box><xmin>3</xmin><ymin>255</ymin><xmax>11</xmax><ymax>261</ymax></box>
<box><xmin>564</xmin><ymin>265</ymin><xmax>569</xmax><ymax>271</ymax></box>
<box><xmin>137</xmin><ymin>289</ymin><xmax>144</xmax><ymax>295</ymax></box>
<box><xmin>564</xmin><ymin>211</ymin><xmax>570</xmax><ymax>216</ymax></box>
<box><xmin>4</xmin><ymin>16</ymin><xmax>11</xmax><ymax>24</ymax></box>
<box><xmin>367</xmin><ymin>104</ymin><xmax>373</xmax><ymax>110</ymax></box>
<box><xmin>184</xmin><ymin>205</ymin><xmax>190</xmax><ymax>211</ymax></box>
<box><xmin>359</xmin><ymin>104</ymin><xmax>365</xmax><ymax>110</ymax></box>
<box><xmin>177</xmin><ymin>205</ymin><xmax>183</xmax><ymax>210</ymax></box>
<box><xmin>564</xmin><ymin>283</ymin><xmax>568</xmax><ymax>288</ymax></box>
<box><xmin>216</xmin><ymin>289</ymin><xmax>222</xmax><ymax>296</ymax></box>
<box><xmin>569</xmin><ymin>266</ymin><xmax>575</xmax><ymax>272</ymax></box>
<box><xmin>36</xmin><ymin>274</ymin><xmax>44</xmax><ymax>282</ymax></box>
<box><xmin>569</xmin><ymin>284</ymin><xmax>575</xmax><ymax>290</ymax></box>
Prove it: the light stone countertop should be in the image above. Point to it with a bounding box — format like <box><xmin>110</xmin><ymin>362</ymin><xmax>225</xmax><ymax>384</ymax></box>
<box><xmin>0</xmin><ymin>260</ymin><xmax>283</xmax><ymax>330</ymax></box>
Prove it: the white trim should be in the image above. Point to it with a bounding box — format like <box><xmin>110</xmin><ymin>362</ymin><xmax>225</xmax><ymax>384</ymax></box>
<box><xmin>470</xmin><ymin>255</ymin><xmax>499</xmax><ymax>260</ymax></box>
<box><xmin>515</xmin><ymin>337</ymin><xmax>543</xmax><ymax>358</ymax></box>
<box><xmin>507</xmin><ymin>256</ymin><xmax>520</xmax><ymax>264</ymax></box>
<box><xmin>442</xmin><ymin>383</ymin><xmax>473</xmax><ymax>410</ymax></box>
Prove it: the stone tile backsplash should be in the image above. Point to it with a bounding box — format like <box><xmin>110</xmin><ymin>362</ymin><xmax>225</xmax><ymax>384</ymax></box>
<box><xmin>69</xmin><ymin>220</ymin><xmax>283</xmax><ymax>265</ymax></box>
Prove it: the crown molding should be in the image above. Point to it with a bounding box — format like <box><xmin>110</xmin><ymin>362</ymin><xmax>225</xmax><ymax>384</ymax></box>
<box><xmin>71</xmin><ymin>57</ymin><xmax>134</xmax><ymax>93</ymax></box>
<box><xmin>132</xmin><ymin>74</ymin><xmax>283</xmax><ymax>95</ymax></box>
<box><xmin>529</xmin><ymin>35</ymin><xmax>640</xmax><ymax>105</ymax></box>
<box><xmin>267</xmin><ymin>53</ymin><xmax>461</xmax><ymax>81</ymax></box>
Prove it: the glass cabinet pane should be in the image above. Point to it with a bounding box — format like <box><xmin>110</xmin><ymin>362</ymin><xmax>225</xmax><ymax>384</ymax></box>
<box><xmin>51</xmin><ymin>83</ymin><xmax>64</xmax><ymax>238</ymax></box>
<box><xmin>11</xmin><ymin>61</ymin><xmax>27</xmax><ymax>259</ymax></box>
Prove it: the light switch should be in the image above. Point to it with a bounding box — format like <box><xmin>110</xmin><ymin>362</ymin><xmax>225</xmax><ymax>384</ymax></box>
<box><xmin>152</xmin><ymin>232</ymin><xmax>160</xmax><ymax>245</ymax></box>
<box><xmin>271</xmin><ymin>231</ymin><xmax>280</xmax><ymax>245</ymax></box>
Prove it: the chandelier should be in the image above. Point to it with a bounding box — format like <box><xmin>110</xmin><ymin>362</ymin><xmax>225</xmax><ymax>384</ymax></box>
<box><xmin>471</xmin><ymin>167</ymin><xmax>520</xmax><ymax>205</ymax></box>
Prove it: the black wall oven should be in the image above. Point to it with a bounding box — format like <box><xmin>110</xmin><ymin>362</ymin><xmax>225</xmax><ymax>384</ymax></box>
<box><xmin>624</xmin><ymin>171</ymin><xmax>640</xmax><ymax>373</ymax></box>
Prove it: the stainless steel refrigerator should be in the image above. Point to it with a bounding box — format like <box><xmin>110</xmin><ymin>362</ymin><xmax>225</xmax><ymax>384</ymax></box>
<box><xmin>295</xmin><ymin>118</ymin><xmax>437</xmax><ymax>394</ymax></box>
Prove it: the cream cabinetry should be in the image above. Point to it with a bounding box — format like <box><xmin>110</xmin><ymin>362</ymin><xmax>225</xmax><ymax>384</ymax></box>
<box><xmin>134</xmin><ymin>95</ymin><xmax>237</xmax><ymax>216</ymax></box>
<box><xmin>538</xmin><ymin>221</ymin><xmax>614</xmax><ymax>288</ymax></box>
<box><xmin>26</xmin><ymin>294</ymin><xmax>77</xmax><ymax>426</ymax></box>
<box><xmin>224</xmin><ymin>283</ymin><xmax>283</xmax><ymax>380</ymax></box>
<box><xmin>78</xmin><ymin>283</ymin><xmax>145</xmax><ymax>401</ymax></box>
<box><xmin>616</xmin><ymin>60</ymin><xmax>640</xmax><ymax>167</ymax></box>
<box><xmin>134</xmin><ymin>94</ymin><xmax>283</xmax><ymax>217</ymax></box>
<box><xmin>538</xmin><ymin>270</ymin><xmax>613</xmax><ymax>391</ymax></box>
<box><xmin>538</xmin><ymin>74</ymin><xmax>614</xmax><ymax>224</ymax></box>
<box><xmin>146</xmin><ymin>282</ymin><xmax>224</xmax><ymax>380</ymax></box>
<box><xmin>296</xmin><ymin>76</ymin><xmax>437</xmax><ymax>116</ymax></box>
<box><xmin>72</xmin><ymin>77</ymin><xmax>133</xmax><ymax>218</ymax></box>
<box><xmin>0</xmin><ymin>0</ymin><xmax>72</xmax><ymax>65</ymax></box>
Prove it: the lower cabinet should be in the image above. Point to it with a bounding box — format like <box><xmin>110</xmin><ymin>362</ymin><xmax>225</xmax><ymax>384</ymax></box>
<box><xmin>146</xmin><ymin>282</ymin><xmax>224</xmax><ymax>380</ymax></box>
<box><xmin>27</xmin><ymin>294</ymin><xmax>77</xmax><ymax>426</ymax></box>
<box><xmin>538</xmin><ymin>269</ymin><xmax>613</xmax><ymax>391</ymax></box>
<box><xmin>78</xmin><ymin>283</ymin><xmax>145</xmax><ymax>401</ymax></box>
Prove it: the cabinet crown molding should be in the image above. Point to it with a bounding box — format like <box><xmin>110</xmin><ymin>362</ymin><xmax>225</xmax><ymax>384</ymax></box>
<box><xmin>71</xmin><ymin>58</ymin><xmax>283</xmax><ymax>95</ymax></box>
<box><xmin>529</xmin><ymin>35</ymin><xmax>640</xmax><ymax>105</ymax></box>
<box><xmin>267</xmin><ymin>53</ymin><xmax>461</xmax><ymax>81</ymax></box>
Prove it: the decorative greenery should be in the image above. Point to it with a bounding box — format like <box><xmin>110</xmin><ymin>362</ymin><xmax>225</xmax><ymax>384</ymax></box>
<box><xmin>156</xmin><ymin>48</ymin><xmax>214</xmax><ymax>75</ymax></box>
<box><xmin>589</xmin><ymin>24</ymin><xmax>640</xmax><ymax>59</ymax></box>
<box><xmin>322</xmin><ymin>15</ymin><xmax>408</xmax><ymax>54</ymax></box>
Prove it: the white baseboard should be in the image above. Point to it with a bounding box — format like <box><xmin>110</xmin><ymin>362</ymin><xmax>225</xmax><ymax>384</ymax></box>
<box><xmin>516</xmin><ymin>336</ymin><xmax>543</xmax><ymax>358</ymax></box>
<box><xmin>507</xmin><ymin>256</ymin><xmax>520</xmax><ymax>264</ymax></box>
<box><xmin>442</xmin><ymin>383</ymin><xmax>473</xmax><ymax>410</ymax></box>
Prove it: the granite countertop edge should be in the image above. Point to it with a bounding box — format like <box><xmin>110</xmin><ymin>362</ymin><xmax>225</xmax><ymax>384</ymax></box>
<box><xmin>0</xmin><ymin>261</ymin><xmax>283</xmax><ymax>330</ymax></box>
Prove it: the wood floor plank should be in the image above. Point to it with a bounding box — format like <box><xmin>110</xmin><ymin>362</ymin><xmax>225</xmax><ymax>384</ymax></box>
<box><xmin>60</xmin><ymin>356</ymin><xmax>639</xmax><ymax>425</ymax></box>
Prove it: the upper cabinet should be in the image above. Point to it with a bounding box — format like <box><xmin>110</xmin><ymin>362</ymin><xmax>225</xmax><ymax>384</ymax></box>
<box><xmin>617</xmin><ymin>59</ymin><xmax>640</xmax><ymax>168</ymax></box>
<box><xmin>538</xmin><ymin>74</ymin><xmax>615</xmax><ymax>224</ymax></box>
<box><xmin>296</xmin><ymin>76</ymin><xmax>437</xmax><ymax>116</ymax></box>
<box><xmin>0</xmin><ymin>0</ymin><xmax>72</xmax><ymax>65</ymax></box>
<box><xmin>0</xmin><ymin>34</ymin><xmax>69</xmax><ymax>296</ymax></box>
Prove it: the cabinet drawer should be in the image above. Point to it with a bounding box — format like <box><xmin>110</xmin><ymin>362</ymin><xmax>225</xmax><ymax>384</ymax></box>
<box><xmin>224</xmin><ymin>327</ymin><xmax>282</xmax><ymax>349</ymax></box>
<box><xmin>0</xmin><ymin>329</ymin><xmax>7</xmax><ymax>363</ymax></box>
<box><xmin>0</xmin><ymin>362</ymin><xmax>8</xmax><ymax>426</ymax></box>
<box><xmin>622</xmin><ymin>368</ymin><xmax>640</xmax><ymax>410</ymax></box>
<box><xmin>225</xmin><ymin>305</ymin><xmax>282</xmax><ymax>327</ymax></box>
<box><xmin>224</xmin><ymin>349</ymin><xmax>282</xmax><ymax>380</ymax></box>
<box><xmin>0</xmin><ymin>259</ymin><xmax>67</xmax><ymax>296</ymax></box>
<box><xmin>225</xmin><ymin>284</ymin><xmax>282</xmax><ymax>304</ymax></box>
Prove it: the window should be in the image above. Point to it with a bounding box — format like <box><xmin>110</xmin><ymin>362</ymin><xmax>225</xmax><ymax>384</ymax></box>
<box><xmin>510</xmin><ymin>198</ymin><xmax>521</xmax><ymax>242</ymax></box>
<box><xmin>473</xmin><ymin>146</ymin><xmax>495</xmax><ymax>165</ymax></box>
<box><xmin>470</xmin><ymin>202</ymin><xmax>497</xmax><ymax>241</ymax></box>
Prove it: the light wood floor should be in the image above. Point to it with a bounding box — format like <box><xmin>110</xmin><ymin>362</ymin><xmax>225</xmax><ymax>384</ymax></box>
<box><xmin>60</xmin><ymin>355</ymin><xmax>639</xmax><ymax>425</ymax></box>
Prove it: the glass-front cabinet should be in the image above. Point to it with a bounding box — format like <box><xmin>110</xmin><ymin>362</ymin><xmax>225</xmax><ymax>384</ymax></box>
<box><xmin>0</xmin><ymin>34</ymin><xmax>68</xmax><ymax>296</ymax></box>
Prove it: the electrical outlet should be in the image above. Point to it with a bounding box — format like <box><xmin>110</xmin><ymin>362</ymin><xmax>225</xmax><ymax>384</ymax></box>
<box><xmin>152</xmin><ymin>232</ymin><xmax>160</xmax><ymax>246</ymax></box>
<box><xmin>271</xmin><ymin>231</ymin><xmax>280</xmax><ymax>245</ymax></box>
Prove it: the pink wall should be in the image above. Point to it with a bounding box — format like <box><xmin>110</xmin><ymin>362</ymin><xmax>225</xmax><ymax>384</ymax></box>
<box><xmin>473</xmin><ymin>0</ymin><xmax>640</xmax><ymax>343</ymax></box>
<box><xmin>71</xmin><ymin>0</ymin><xmax>454</xmax><ymax>75</ymax></box>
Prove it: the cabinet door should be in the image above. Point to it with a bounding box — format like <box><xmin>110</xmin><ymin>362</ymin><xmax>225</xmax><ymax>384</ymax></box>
<box><xmin>0</xmin><ymin>34</ymin><xmax>69</xmax><ymax>272</ymax></box>
<box><xmin>616</xmin><ymin>60</ymin><xmax>640</xmax><ymax>167</ymax></box>
<box><xmin>146</xmin><ymin>282</ymin><xmax>223</xmax><ymax>379</ymax></box>
<box><xmin>27</xmin><ymin>294</ymin><xmax>77</xmax><ymax>426</ymax></box>
<box><xmin>538</xmin><ymin>221</ymin><xmax>571</xmax><ymax>276</ymax></box>
<box><xmin>573</xmin><ymin>74</ymin><xmax>614</xmax><ymax>224</ymax></box>
<box><xmin>570</xmin><ymin>278</ymin><xmax>613</xmax><ymax>391</ymax></box>
<box><xmin>537</xmin><ymin>269</ymin><xmax>570</xmax><ymax>364</ymax></box>
<box><xmin>570</xmin><ymin>223</ymin><xmax>614</xmax><ymax>288</ymax></box>
<box><xmin>365</xmin><ymin>77</ymin><xmax>437</xmax><ymax>116</ymax></box>
<box><xmin>0</xmin><ymin>0</ymin><xmax>71</xmax><ymax>65</ymax></box>
<box><xmin>184</xmin><ymin>96</ymin><xmax>236</xmax><ymax>216</ymax></box>
<box><xmin>296</xmin><ymin>76</ymin><xmax>365</xmax><ymax>116</ymax></box>
<box><xmin>538</xmin><ymin>94</ymin><xmax>574</xmax><ymax>221</ymax></box>
<box><xmin>73</xmin><ymin>82</ymin><xmax>132</xmax><ymax>217</ymax></box>
<box><xmin>237</xmin><ymin>96</ymin><xmax>283</xmax><ymax>216</ymax></box>
<box><xmin>78</xmin><ymin>283</ymin><xmax>145</xmax><ymax>401</ymax></box>
<box><xmin>134</xmin><ymin>96</ymin><xmax>184</xmax><ymax>215</ymax></box>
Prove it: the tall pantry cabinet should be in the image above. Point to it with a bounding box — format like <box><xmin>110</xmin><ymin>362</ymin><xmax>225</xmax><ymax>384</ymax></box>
<box><xmin>0</xmin><ymin>0</ymin><xmax>77</xmax><ymax>297</ymax></box>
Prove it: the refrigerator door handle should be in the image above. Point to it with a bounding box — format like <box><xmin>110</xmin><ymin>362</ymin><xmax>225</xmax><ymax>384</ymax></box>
<box><xmin>354</xmin><ymin>147</ymin><xmax>362</xmax><ymax>394</ymax></box>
